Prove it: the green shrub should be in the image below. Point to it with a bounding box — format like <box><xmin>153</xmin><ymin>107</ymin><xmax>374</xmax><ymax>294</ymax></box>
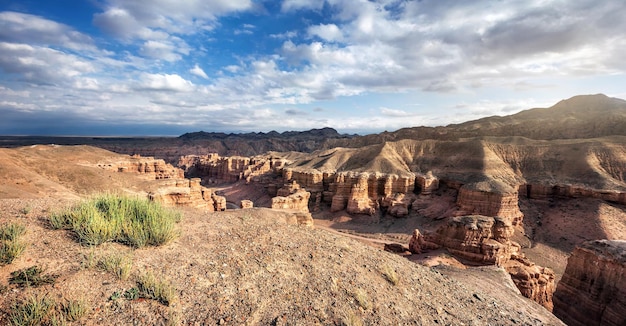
<box><xmin>49</xmin><ymin>194</ymin><xmax>180</xmax><ymax>248</ymax></box>
<box><xmin>0</xmin><ymin>223</ymin><xmax>27</xmax><ymax>265</ymax></box>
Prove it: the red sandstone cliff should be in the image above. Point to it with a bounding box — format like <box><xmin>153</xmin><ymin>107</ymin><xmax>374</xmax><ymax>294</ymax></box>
<box><xmin>553</xmin><ymin>240</ymin><xmax>626</xmax><ymax>326</ymax></box>
<box><xmin>98</xmin><ymin>154</ymin><xmax>184</xmax><ymax>179</ymax></box>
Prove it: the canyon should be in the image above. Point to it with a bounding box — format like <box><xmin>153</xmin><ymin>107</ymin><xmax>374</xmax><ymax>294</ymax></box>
<box><xmin>1</xmin><ymin>94</ymin><xmax>625</xmax><ymax>324</ymax></box>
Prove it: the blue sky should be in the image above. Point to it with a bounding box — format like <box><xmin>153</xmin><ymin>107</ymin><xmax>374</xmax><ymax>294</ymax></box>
<box><xmin>1</xmin><ymin>0</ymin><xmax>625</xmax><ymax>136</ymax></box>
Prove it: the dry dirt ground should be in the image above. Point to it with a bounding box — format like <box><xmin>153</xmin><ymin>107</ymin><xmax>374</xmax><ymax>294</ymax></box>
<box><xmin>0</xmin><ymin>145</ymin><xmax>565</xmax><ymax>325</ymax></box>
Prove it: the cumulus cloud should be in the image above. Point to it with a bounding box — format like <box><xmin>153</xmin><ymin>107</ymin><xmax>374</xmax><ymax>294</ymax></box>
<box><xmin>0</xmin><ymin>42</ymin><xmax>95</xmax><ymax>85</ymax></box>
<box><xmin>137</xmin><ymin>73</ymin><xmax>195</xmax><ymax>92</ymax></box>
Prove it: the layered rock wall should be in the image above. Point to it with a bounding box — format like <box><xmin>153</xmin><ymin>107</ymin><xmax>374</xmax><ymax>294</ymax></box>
<box><xmin>520</xmin><ymin>183</ymin><xmax>626</xmax><ymax>205</ymax></box>
<box><xmin>411</xmin><ymin>215</ymin><xmax>521</xmax><ymax>265</ymax></box>
<box><xmin>98</xmin><ymin>155</ymin><xmax>184</xmax><ymax>179</ymax></box>
<box><xmin>149</xmin><ymin>178</ymin><xmax>222</xmax><ymax>210</ymax></box>
<box><xmin>456</xmin><ymin>184</ymin><xmax>524</xmax><ymax>225</ymax></box>
<box><xmin>553</xmin><ymin>240</ymin><xmax>626</xmax><ymax>326</ymax></box>
<box><xmin>506</xmin><ymin>257</ymin><xmax>556</xmax><ymax>311</ymax></box>
<box><xmin>180</xmin><ymin>154</ymin><xmax>287</xmax><ymax>183</ymax></box>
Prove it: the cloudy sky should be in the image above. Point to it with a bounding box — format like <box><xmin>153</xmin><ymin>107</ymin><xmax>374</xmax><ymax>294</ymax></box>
<box><xmin>1</xmin><ymin>0</ymin><xmax>625</xmax><ymax>136</ymax></box>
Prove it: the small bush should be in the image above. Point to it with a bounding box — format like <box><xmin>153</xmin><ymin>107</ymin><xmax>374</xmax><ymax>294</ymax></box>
<box><xmin>49</xmin><ymin>194</ymin><xmax>180</xmax><ymax>248</ymax></box>
<box><xmin>9</xmin><ymin>294</ymin><xmax>55</xmax><ymax>326</ymax></box>
<box><xmin>136</xmin><ymin>271</ymin><xmax>177</xmax><ymax>306</ymax></box>
<box><xmin>0</xmin><ymin>223</ymin><xmax>27</xmax><ymax>265</ymax></box>
<box><xmin>9</xmin><ymin>266</ymin><xmax>57</xmax><ymax>288</ymax></box>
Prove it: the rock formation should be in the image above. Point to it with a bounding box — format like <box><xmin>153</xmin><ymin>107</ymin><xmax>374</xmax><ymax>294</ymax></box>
<box><xmin>178</xmin><ymin>153</ymin><xmax>287</xmax><ymax>183</ymax></box>
<box><xmin>455</xmin><ymin>182</ymin><xmax>524</xmax><ymax>225</ymax></box>
<box><xmin>409</xmin><ymin>215</ymin><xmax>556</xmax><ymax>309</ymax></box>
<box><xmin>411</xmin><ymin>215</ymin><xmax>521</xmax><ymax>265</ymax></box>
<box><xmin>271</xmin><ymin>182</ymin><xmax>311</xmax><ymax>212</ymax></box>
<box><xmin>553</xmin><ymin>240</ymin><xmax>626</xmax><ymax>326</ymax></box>
<box><xmin>98</xmin><ymin>154</ymin><xmax>184</xmax><ymax>179</ymax></box>
<box><xmin>505</xmin><ymin>257</ymin><xmax>556</xmax><ymax>311</ymax></box>
<box><xmin>149</xmin><ymin>178</ymin><xmax>217</xmax><ymax>210</ymax></box>
<box><xmin>240</xmin><ymin>200</ymin><xmax>253</xmax><ymax>209</ymax></box>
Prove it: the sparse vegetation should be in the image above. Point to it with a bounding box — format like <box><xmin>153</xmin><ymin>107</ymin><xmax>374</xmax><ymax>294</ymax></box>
<box><xmin>49</xmin><ymin>193</ymin><xmax>181</xmax><ymax>247</ymax></box>
<box><xmin>136</xmin><ymin>271</ymin><xmax>177</xmax><ymax>306</ymax></box>
<box><xmin>97</xmin><ymin>253</ymin><xmax>133</xmax><ymax>280</ymax></box>
<box><xmin>0</xmin><ymin>222</ymin><xmax>27</xmax><ymax>265</ymax></box>
<box><xmin>341</xmin><ymin>311</ymin><xmax>364</xmax><ymax>326</ymax></box>
<box><xmin>380</xmin><ymin>265</ymin><xmax>399</xmax><ymax>286</ymax></box>
<box><xmin>9</xmin><ymin>266</ymin><xmax>58</xmax><ymax>288</ymax></box>
<box><xmin>9</xmin><ymin>294</ymin><xmax>56</xmax><ymax>326</ymax></box>
<box><xmin>58</xmin><ymin>298</ymin><xmax>89</xmax><ymax>322</ymax></box>
<box><xmin>352</xmin><ymin>289</ymin><xmax>371</xmax><ymax>310</ymax></box>
<box><xmin>8</xmin><ymin>294</ymin><xmax>88</xmax><ymax>326</ymax></box>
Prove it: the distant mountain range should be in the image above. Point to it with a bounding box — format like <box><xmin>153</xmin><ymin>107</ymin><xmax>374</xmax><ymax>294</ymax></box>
<box><xmin>1</xmin><ymin>94</ymin><xmax>625</xmax><ymax>162</ymax></box>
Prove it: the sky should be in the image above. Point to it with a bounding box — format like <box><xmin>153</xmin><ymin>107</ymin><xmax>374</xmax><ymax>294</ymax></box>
<box><xmin>0</xmin><ymin>0</ymin><xmax>625</xmax><ymax>136</ymax></box>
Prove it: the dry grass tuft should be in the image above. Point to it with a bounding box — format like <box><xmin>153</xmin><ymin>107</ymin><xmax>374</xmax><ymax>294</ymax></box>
<box><xmin>352</xmin><ymin>288</ymin><xmax>371</xmax><ymax>310</ymax></box>
<box><xmin>136</xmin><ymin>271</ymin><xmax>177</xmax><ymax>306</ymax></box>
<box><xmin>380</xmin><ymin>265</ymin><xmax>399</xmax><ymax>286</ymax></box>
<box><xmin>0</xmin><ymin>223</ymin><xmax>27</xmax><ymax>265</ymax></box>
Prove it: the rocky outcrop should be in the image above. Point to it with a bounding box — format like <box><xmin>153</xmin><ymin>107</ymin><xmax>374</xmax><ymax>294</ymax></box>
<box><xmin>346</xmin><ymin>175</ymin><xmax>376</xmax><ymax>215</ymax></box>
<box><xmin>553</xmin><ymin>240</ymin><xmax>626</xmax><ymax>326</ymax></box>
<box><xmin>412</xmin><ymin>215</ymin><xmax>521</xmax><ymax>265</ymax></box>
<box><xmin>505</xmin><ymin>257</ymin><xmax>556</xmax><ymax>311</ymax></box>
<box><xmin>98</xmin><ymin>154</ymin><xmax>184</xmax><ymax>179</ymax></box>
<box><xmin>455</xmin><ymin>182</ymin><xmax>524</xmax><ymax>226</ymax></box>
<box><xmin>240</xmin><ymin>200</ymin><xmax>253</xmax><ymax>209</ymax></box>
<box><xmin>271</xmin><ymin>182</ymin><xmax>311</xmax><ymax>212</ymax></box>
<box><xmin>149</xmin><ymin>178</ymin><xmax>216</xmax><ymax>210</ymax></box>
<box><xmin>381</xmin><ymin>193</ymin><xmax>416</xmax><ymax>218</ymax></box>
<box><xmin>409</xmin><ymin>215</ymin><xmax>555</xmax><ymax>309</ymax></box>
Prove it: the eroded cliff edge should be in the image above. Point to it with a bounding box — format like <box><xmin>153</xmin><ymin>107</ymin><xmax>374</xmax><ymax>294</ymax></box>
<box><xmin>553</xmin><ymin>240</ymin><xmax>626</xmax><ymax>326</ymax></box>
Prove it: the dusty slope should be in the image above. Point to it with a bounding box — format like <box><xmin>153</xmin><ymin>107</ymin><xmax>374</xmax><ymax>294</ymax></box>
<box><xmin>0</xmin><ymin>145</ymin><xmax>563</xmax><ymax>325</ymax></box>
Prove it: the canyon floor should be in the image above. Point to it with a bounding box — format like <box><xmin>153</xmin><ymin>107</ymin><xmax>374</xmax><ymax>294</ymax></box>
<box><xmin>0</xmin><ymin>146</ymin><xmax>569</xmax><ymax>325</ymax></box>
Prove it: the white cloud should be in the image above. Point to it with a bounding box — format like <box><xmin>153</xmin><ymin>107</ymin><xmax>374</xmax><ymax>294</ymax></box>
<box><xmin>94</xmin><ymin>0</ymin><xmax>254</xmax><ymax>39</ymax></box>
<box><xmin>307</xmin><ymin>24</ymin><xmax>343</xmax><ymax>42</ymax></box>
<box><xmin>0</xmin><ymin>42</ymin><xmax>95</xmax><ymax>84</ymax></box>
<box><xmin>380</xmin><ymin>107</ymin><xmax>411</xmax><ymax>117</ymax></box>
<box><xmin>281</xmin><ymin>0</ymin><xmax>324</xmax><ymax>12</ymax></box>
<box><xmin>137</xmin><ymin>73</ymin><xmax>195</xmax><ymax>92</ymax></box>
<box><xmin>0</xmin><ymin>11</ymin><xmax>97</xmax><ymax>51</ymax></box>
<box><xmin>190</xmin><ymin>64</ymin><xmax>209</xmax><ymax>79</ymax></box>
